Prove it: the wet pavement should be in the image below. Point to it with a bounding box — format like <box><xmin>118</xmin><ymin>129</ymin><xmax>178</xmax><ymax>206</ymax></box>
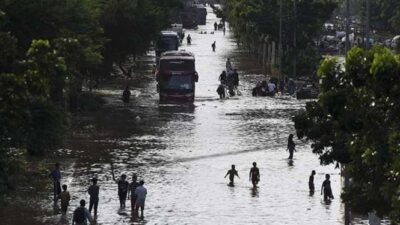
<box><xmin>0</xmin><ymin>7</ymin><xmax>378</xmax><ymax>225</ymax></box>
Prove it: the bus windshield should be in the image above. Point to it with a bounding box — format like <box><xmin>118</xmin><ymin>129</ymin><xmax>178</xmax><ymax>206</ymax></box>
<box><xmin>160</xmin><ymin>60</ymin><xmax>195</xmax><ymax>71</ymax></box>
<box><xmin>160</xmin><ymin>75</ymin><xmax>193</xmax><ymax>90</ymax></box>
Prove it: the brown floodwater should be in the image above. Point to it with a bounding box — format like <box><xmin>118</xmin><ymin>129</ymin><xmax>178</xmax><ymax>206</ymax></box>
<box><xmin>0</xmin><ymin>6</ymin><xmax>385</xmax><ymax>225</ymax></box>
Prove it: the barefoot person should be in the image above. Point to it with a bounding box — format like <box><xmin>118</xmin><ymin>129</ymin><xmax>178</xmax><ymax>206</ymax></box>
<box><xmin>135</xmin><ymin>180</ymin><xmax>147</xmax><ymax>218</ymax></box>
<box><xmin>249</xmin><ymin>162</ymin><xmax>260</xmax><ymax>188</ymax></box>
<box><xmin>225</xmin><ymin>165</ymin><xmax>240</xmax><ymax>186</ymax></box>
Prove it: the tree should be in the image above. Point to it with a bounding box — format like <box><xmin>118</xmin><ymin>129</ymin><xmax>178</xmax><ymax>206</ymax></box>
<box><xmin>222</xmin><ymin>0</ymin><xmax>338</xmax><ymax>77</ymax></box>
<box><xmin>99</xmin><ymin>0</ymin><xmax>182</xmax><ymax>77</ymax></box>
<box><xmin>293</xmin><ymin>47</ymin><xmax>400</xmax><ymax>221</ymax></box>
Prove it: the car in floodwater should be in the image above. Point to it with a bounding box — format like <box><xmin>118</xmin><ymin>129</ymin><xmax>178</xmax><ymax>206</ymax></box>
<box><xmin>156</xmin><ymin>51</ymin><xmax>198</xmax><ymax>103</ymax></box>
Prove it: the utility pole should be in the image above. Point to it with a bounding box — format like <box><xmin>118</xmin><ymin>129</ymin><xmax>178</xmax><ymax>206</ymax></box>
<box><xmin>293</xmin><ymin>0</ymin><xmax>297</xmax><ymax>78</ymax></box>
<box><xmin>345</xmin><ymin>0</ymin><xmax>350</xmax><ymax>54</ymax></box>
<box><xmin>366</xmin><ymin>0</ymin><xmax>371</xmax><ymax>49</ymax></box>
<box><xmin>278</xmin><ymin>0</ymin><xmax>283</xmax><ymax>81</ymax></box>
<box><xmin>344</xmin><ymin>3</ymin><xmax>351</xmax><ymax>225</ymax></box>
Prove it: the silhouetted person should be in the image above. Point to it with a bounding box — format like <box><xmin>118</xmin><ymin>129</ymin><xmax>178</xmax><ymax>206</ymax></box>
<box><xmin>287</xmin><ymin>134</ymin><xmax>296</xmax><ymax>159</ymax></box>
<box><xmin>309</xmin><ymin>170</ymin><xmax>316</xmax><ymax>195</ymax></box>
<box><xmin>128</xmin><ymin>174</ymin><xmax>139</xmax><ymax>211</ymax></box>
<box><xmin>249</xmin><ymin>162</ymin><xmax>260</xmax><ymax>188</ymax></box>
<box><xmin>219</xmin><ymin>70</ymin><xmax>227</xmax><ymax>85</ymax></box>
<box><xmin>321</xmin><ymin>174</ymin><xmax>334</xmax><ymax>201</ymax></box>
<box><xmin>225</xmin><ymin>165</ymin><xmax>240</xmax><ymax>186</ymax></box>
<box><xmin>187</xmin><ymin>34</ymin><xmax>192</xmax><ymax>45</ymax></box>
<box><xmin>226</xmin><ymin>58</ymin><xmax>232</xmax><ymax>72</ymax></box>
<box><xmin>135</xmin><ymin>180</ymin><xmax>147</xmax><ymax>218</ymax></box>
<box><xmin>88</xmin><ymin>178</ymin><xmax>99</xmax><ymax>216</ymax></box>
<box><xmin>217</xmin><ymin>84</ymin><xmax>225</xmax><ymax>99</ymax></box>
<box><xmin>212</xmin><ymin>41</ymin><xmax>216</xmax><ymax>52</ymax></box>
<box><xmin>49</xmin><ymin>163</ymin><xmax>61</xmax><ymax>203</ymax></box>
<box><xmin>123</xmin><ymin>86</ymin><xmax>131</xmax><ymax>103</ymax></box>
<box><xmin>59</xmin><ymin>184</ymin><xmax>70</xmax><ymax>214</ymax></box>
<box><xmin>214</xmin><ymin>22</ymin><xmax>218</xmax><ymax>31</ymax></box>
<box><xmin>118</xmin><ymin>174</ymin><xmax>129</xmax><ymax>208</ymax></box>
<box><xmin>232</xmin><ymin>69</ymin><xmax>239</xmax><ymax>87</ymax></box>
<box><xmin>72</xmin><ymin>199</ymin><xmax>93</xmax><ymax>225</ymax></box>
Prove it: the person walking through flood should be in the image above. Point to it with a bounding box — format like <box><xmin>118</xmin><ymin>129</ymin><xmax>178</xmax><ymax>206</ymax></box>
<box><xmin>249</xmin><ymin>162</ymin><xmax>260</xmax><ymax>188</ymax></box>
<box><xmin>72</xmin><ymin>199</ymin><xmax>93</xmax><ymax>225</ymax></box>
<box><xmin>59</xmin><ymin>184</ymin><xmax>70</xmax><ymax>214</ymax></box>
<box><xmin>225</xmin><ymin>165</ymin><xmax>240</xmax><ymax>186</ymax></box>
<box><xmin>122</xmin><ymin>86</ymin><xmax>131</xmax><ymax>103</ymax></box>
<box><xmin>187</xmin><ymin>34</ymin><xmax>192</xmax><ymax>45</ymax></box>
<box><xmin>117</xmin><ymin>174</ymin><xmax>129</xmax><ymax>208</ymax></box>
<box><xmin>287</xmin><ymin>134</ymin><xmax>296</xmax><ymax>159</ymax></box>
<box><xmin>219</xmin><ymin>70</ymin><xmax>227</xmax><ymax>85</ymax></box>
<box><xmin>135</xmin><ymin>180</ymin><xmax>147</xmax><ymax>218</ymax></box>
<box><xmin>88</xmin><ymin>178</ymin><xmax>99</xmax><ymax>216</ymax></box>
<box><xmin>321</xmin><ymin>174</ymin><xmax>334</xmax><ymax>201</ymax></box>
<box><xmin>212</xmin><ymin>41</ymin><xmax>216</xmax><ymax>52</ymax></box>
<box><xmin>49</xmin><ymin>163</ymin><xmax>62</xmax><ymax>203</ymax></box>
<box><xmin>217</xmin><ymin>84</ymin><xmax>225</xmax><ymax>99</ymax></box>
<box><xmin>128</xmin><ymin>174</ymin><xmax>140</xmax><ymax>211</ymax></box>
<box><xmin>226</xmin><ymin>58</ymin><xmax>232</xmax><ymax>72</ymax></box>
<box><xmin>309</xmin><ymin>170</ymin><xmax>316</xmax><ymax>195</ymax></box>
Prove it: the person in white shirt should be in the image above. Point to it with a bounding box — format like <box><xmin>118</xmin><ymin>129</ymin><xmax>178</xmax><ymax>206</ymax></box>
<box><xmin>267</xmin><ymin>80</ymin><xmax>276</xmax><ymax>93</ymax></box>
<box><xmin>135</xmin><ymin>180</ymin><xmax>147</xmax><ymax>218</ymax></box>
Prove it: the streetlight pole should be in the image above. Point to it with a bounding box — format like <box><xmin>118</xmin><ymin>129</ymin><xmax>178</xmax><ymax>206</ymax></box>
<box><xmin>278</xmin><ymin>0</ymin><xmax>283</xmax><ymax>81</ymax></box>
<box><xmin>366</xmin><ymin>0</ymin><xmax>370</xmax><ymax>49</ymax></box>
<box><xmin>293</xmin><ymin>0</ymin><xmax>297</xmax><ymax>78</ymax></box>
<box><xmin>345</xmin><ymin>0</ymin><xmax>350</xmax><ymax>54</ymax></box>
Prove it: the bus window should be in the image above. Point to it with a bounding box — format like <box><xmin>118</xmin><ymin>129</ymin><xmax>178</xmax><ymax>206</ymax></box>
<box><xmin>160</xmin><ymin>60</ymin><xmax>195</xmax><ymax>71</ymax></box>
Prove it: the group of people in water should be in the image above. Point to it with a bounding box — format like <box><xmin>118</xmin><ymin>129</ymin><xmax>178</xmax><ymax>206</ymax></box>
<box><xmin>50</xmin><ymin>163</ymin><xmax>147</xmax><ymax>224</ymax></box>
<box><xmin>224</xmin><ymin>134</ymin><xmax>334</xmax><ymax>202</ymax></box>
<box><xmin>217</xmin><ymin>58</ymin><xmax>240</xmax><ymax>99</ymax></box>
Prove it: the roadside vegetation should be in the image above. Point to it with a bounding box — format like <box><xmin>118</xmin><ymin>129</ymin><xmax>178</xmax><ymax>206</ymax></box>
<box><xmin>294</xmin><ymin>47</ymin><xmax>400</xmax><ymax>222</ymax></box>
<box><xmin>0</xmin><ymin>0</ymin><xmax>182</xmax><ymax>196</ymax></box>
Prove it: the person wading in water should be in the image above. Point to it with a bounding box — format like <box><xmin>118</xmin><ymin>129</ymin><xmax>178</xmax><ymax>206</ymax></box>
<box><xmin>249</xmin><ymin>162</ymin><xmax>260</xmax><ymax>188</ymax></box>
<box><xmin>287</xmin><ymin>134</ymin><xmax>296</xmax><ymax>159</ymax></box>
<box><xmin>225</xmin><ymin>165</ymin><xmax>240</xmax><ymax>186</ymax></box>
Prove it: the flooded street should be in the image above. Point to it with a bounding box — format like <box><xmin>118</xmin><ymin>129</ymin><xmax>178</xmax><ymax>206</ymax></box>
<box><xmin>4</xmin><ymin>7</ymin><xmax>371</xmax><ymax>225</ymax></box>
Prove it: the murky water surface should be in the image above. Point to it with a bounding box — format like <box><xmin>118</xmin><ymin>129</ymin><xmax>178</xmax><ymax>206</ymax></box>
<box><xmin>1</xmin><ymin>7</ymin><xmax>379</xmax><ymax>225</ymax></box>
